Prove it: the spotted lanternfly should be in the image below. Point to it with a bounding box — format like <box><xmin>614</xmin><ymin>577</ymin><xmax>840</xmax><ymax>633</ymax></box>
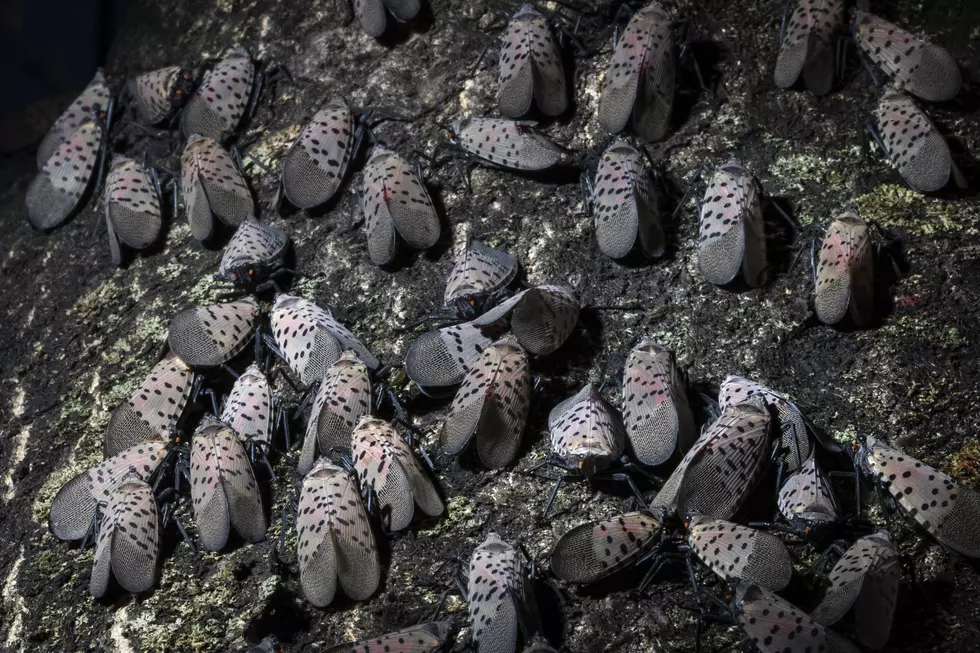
<box><xmin>130</xmin><ymin>66</ymin><xmax>194</xmax><ymax>125</ymax></box>
<box><xmin>685</xmin><ymin>514</ymin><xmax>792</xmax><ymax>591</ymax></box>
<box><xmin>221</xmin><ymin>362</ymin><xmax>274</xmax><ymax>446</ymax></box>
<box><xmin>857</xmin><ymin>436</ymin><xmax>980</xmax><ymax>558</ymax></box>
<box><xmin>719</xmin><ymin>375</ymin><xmax>828</xmax><ymax>471</ymax></box>
<box><xmin>650</xmin><ymin>400</ymin><xmax>771</xmax><ymax>520</ymax></box>
<box><xmin>448</xmin><ymin>117</ymin><xmax>567</xmax><ymax>171</ymax></box>
<box><xmin>299</xmin><ymin>351</ymin><xmax>372</xmax><ymax>475</ymax></box>
<box><xmin>297</xmin><ymin>458</ymin><xmax>380</xmax><ymax>607</ymax></box>
<box><xmin>472</xmin><ymin>285</ymin><xmax>579</xmax><ymax>355</ymax></box>
<box><xmin>777</xmin><ymin>454</ymin><xmax>840</xmax><ymax>534</ymax></box>
<box><xmin>105</xmin><ymin>353</ymin><xmax>195</xmax><ymax>456</ymax></box>
<box><xmin>168</xmin><ymin>297</ymin><xmax>260</xmax><ymax>368</ymax></box>
<box><xmin>622</xmin><ymin>338</ymin><xmax>696</xmax><ymax>466</ymax></box>
<box><xmin>593</xmin><ymin>138</ymin><xmax>663</xmax><ymax>259</ymax></box>
<box><xmin>27</xmin><ymin>120</ymin><xmax>106</xmax><ymax>230</ymax></box>
<box><xmin>598</xmin><ymin>3</ymin><xmax>675</xmax><ymax>142</ymax></box>
<box><xmin>181</xmin><ymin>134</ymin><xmax>254</xmax><ymax>241</ymax></box>
<box><xmin>811</xmin><ymin>531</ymin><xmax>899</xmax><ymax>650</ymax></box>
<box><xmin>873</xmin><ymin>90</ymin><xmax>954</xmax><ymax>193</ymax></box>
<box><xmin>549</xmin><ymin>384</ymin><xmax>626</xmax><ymax>472</ymax></box>
<box><xmin>354</xmin><ymin>0</ymin><xmax>421</xmax><ymax>37</ymax></box>
<box><xmin>323</xmin><ymin>622</ymin><xmax>454</xmax><ymax>653</ymax></box>
<box><xmin>468</xmin><ymin>533</ymin><xmax>529</xmax><ymax>653</ymax></box>
<box><xmin>270</xmin><ymin>293</ymin><xmax>380</xmax><ymax>386</ymax></box>
<box><xmin>814</xmin><ymin>212</ymin><xmax>873</xmax><ymax>327</ymax></box>
<box><xmin>440</xmin><ymin>335</ymin><xmax>531</xmax><ymax>468</ymax></box>
<box><xmin>773</xmin><ymin>0</ymin><xmax>843</xmax><ymax>96</ymax></box>
<box><xmin>351</xmin><ymin>417</ymin><xmax>444</xmax><ymax>531</ymax></box>
<box><xmin>90</xmin><ymin>478</ymin><xmax>159</xmax><ymax>598</ymax></box>
<box><xmin>498</xmin><ymin>4</ymin><xmax>567</xmax><ymax>118</ymax></box>
<box><xmin>851</xmin><ymin>10</ymin><xmax>961</xmax><ymax>102</ymax></box>
<box><xmin>37</xmin><ymin>69</ymin><xmax>111</xmax><ymax>169</ymax></box>
<box><xmin>362</xmin><ymin>145</ymin><xmax>440</xmax><ymax>266</ymax></box>
<box><xmin>405</xmin><ymin>321</ymin><xmax>495</xmax><ymax>396</ymax></box>
<box><xmin>190</xmin><ymin>417</ymin><xmax>267</xmax><ymax>550</ymax></box>
<box><xmin>181</xmin><ymin>46</ymin><xmax>255</xmax><ymax>140</ymax></box>
<box><xmin>50</xmin><ymin>439</ymin><xmax>169</xmax><ymax>541</ymax></box>
<box><xmin>102</xmin><ymin>155</ymin><xmax>163</xmax><ymax>265</ymax></box>
<box><xmin>444</xmin><ymin>237</ymin><xmax>519</xmax><ymax>317</ymax></box>
<box><xmin>698</xmin><ymin>157</ymin><xmax>767</xmax><ymax>288</ymax></box>
<box><xmin>217</xmin><ymin>217</ymin><xmax>291</xmax><ymax>293</ymax></box>
<box><xmin>734</xmin><ymin>582</ymin><xmax>861</xmax><ymax>653</ymax></box>
<box><xmin>281</xmin><ymin>97</ymin><xmax>355</xmax><ymax>209</ymax></box>
<box><xmin>550</xmin><ymin>511</ymin><xmax>661</xmax><ymax>583</ymax></box>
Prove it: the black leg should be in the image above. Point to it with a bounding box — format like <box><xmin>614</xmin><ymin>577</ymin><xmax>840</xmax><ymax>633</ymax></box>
<box><xmin>542</xmin><ymin>475</ymin><xmax>565</xmax><ymax>518</ymax></box>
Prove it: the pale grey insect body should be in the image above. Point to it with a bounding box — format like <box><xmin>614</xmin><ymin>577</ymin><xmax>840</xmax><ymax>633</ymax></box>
<box><xmin>593</xmin><ymin>139</ymin><xmax>663</xmax><ymax>259</ymax></box>
<box><xmin>498</xmin><ymin>4</ymin><xmax>567</xmax><ymax>118</ymax></box>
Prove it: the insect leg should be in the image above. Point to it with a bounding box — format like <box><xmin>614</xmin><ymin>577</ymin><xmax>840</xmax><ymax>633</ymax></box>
<box><xmin>541</xmin><ymin>474</ymin><xmax>568</xmax><ymax>518</ymax></box>
<box><xmin>173</xmin><ymin>515</ymin><xmax>196</xmax><ymax>551</ymax></box>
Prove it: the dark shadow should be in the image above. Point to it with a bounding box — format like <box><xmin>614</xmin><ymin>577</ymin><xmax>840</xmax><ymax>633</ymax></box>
<box><xmin>243</xmin><ymin>585</ymin><xmax>312</xmax><ymax>646</ymax></box>
<box><xmin>376</xmin><ymin>0</ymin><xmax>435</xmax><ymax>47</ymax></box>
<box><xmin>763</xmin><ymin>195</ymin><xmax>797</xmax><ymax>278</ymax></box>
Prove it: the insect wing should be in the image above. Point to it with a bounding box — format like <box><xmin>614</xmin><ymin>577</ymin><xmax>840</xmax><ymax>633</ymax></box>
<box><xmin>444</xmin><ymin>238</ymin><xmax>518</xmax><ymax>305</ymax></box>
<box><xmin>777</xmin><ymin>454</ymin><xmax>839</xmax><ymax>523</ymax></box>
<box><xmin>104</xmin><ymin>157</ymin><xmax>162</xmax><ymax>254</ymax></box>
<box><xmin>598</xmin><ymin>9</ymin><xmax>647</xmax><ymax>134</ymax></box>
<box><xmin>405</xmin><ymin>321</ymin><xmax>493</xmax><ymax>393</ymax></box>
<box><xmin>324</xmin><ymin>623</ymin><xmax>453</xmax><ymax>653</ymax></box>
<box><xmin>719</xmin><ymin>375</ymin><xmax>811</xmax><ymax>470</ymax></box>
<box><xmin>774</xmin><ymin>0</ymin><xmax>842</xmax><ymax>95</ymax></box>
<box><xmin>511</xmin><ymin>285</ymin><xmax>579</xmax><ymax>355</ymax></box>
<box><xmin>594</xmin><ymin>141</ymin><xmax>663</xmax><ymax>259</ymax></box>
<box><xmin>220</xmin><ymin>362</ymin><xmax>274</xmax><ymax>445</ymax></box>
<box><xmin>687</xmin><ymin>516</ymin><xmax>792</xmax><ymax>591</ymax></box>
<box><xmin>551</xmin><ymin>511</ymin><xmax>661</xmax><ymax>583</ymax></box>
<box><xmin>281</xmin><ymin>99</ymin><xmax>355</xmax><ymax>209</ymax></box>
<box><xmin>37</xmin><ymin>70</ymin><xmax>110</xmax><ymax>168</ymax></box>
<box><xmin>453</xmin><ymin>118</ymin><xmax>565</xmax><ymax>170</ymax></box>
<box><xmin>355</xmin><ymin>0</ymin><xmax>387</xmax><ymax>37</ymax></box>
<box><xmin>181</xmin><ymin>46</ymin><xmax>254</xmax><ymax>139</ymax></box>
<box><xmin>131</xmin><ymin>66</ymin><xmax>184</xmax><ymax>124</ymax></box>
<box><xmin>90</xmin><ymin>479</ymin><xmax>159</xmax><ymax>597</ymax></box>
<box><xmin>219</xmin><ymin>217</ymin><xmax>290</xmax><ymax>278</ymax></box>
<box><xmin>498</xmin><ymin>9</ymin><xmax>535</xmax><ymax>118</ymax></box>
<box><xmin>698</xmin><ymin>160</ymin><xmax>765</xmax><ymax>287</ymax></box>
<box><xmin>875</xmin><ymin>91</ymin><xmax>951</xmax><ymax>193</ymax></box>
<box><xmin>632</xmin><ymin>6</ymin><xmax>675</xmax><ymax>142</ymax></box>
<box><xmin>814</xmin><ymin>213</ymin><xmax>872</xmax><ymax>326</ymax></box>
<box><xmin>27</xmin><ymin>121</ymin><xmax>104</xmax><ymax>230</ymax></box>
<box><xmin>185</xmin><ymin>136</ymin><xmax>254</xmax><ymax>232</ymax></box>
<box><xmin>168</xmin><ymin>298</ymin><xmax>259</xmax><ymax>367</ymax></box>
<box><xmin>549</xmin><ymin>384</ymin><xmax>625</xmax><ymax>463</ymax></box>
<box><xmin>469</xmin><ymin>534</ymin><xmax>522</xmax><ymax>653</ymax></box>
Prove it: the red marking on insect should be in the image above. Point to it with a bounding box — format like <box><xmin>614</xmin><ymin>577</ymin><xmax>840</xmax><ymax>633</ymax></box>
<box><xmin>896</xmin><ymin>293</ymin><xmax>927</xmax><ymax>308</ymax></box>
<box><xmin>384</xmin><ymin>189</ymin><xmax>392</xmax><ymax>201</ymax></box>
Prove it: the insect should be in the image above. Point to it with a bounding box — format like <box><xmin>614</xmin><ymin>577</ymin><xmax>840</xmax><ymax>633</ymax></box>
<box><xmin>189</xmin><ymin>417</ymin><xmax>267</xmax><ymax>550</ymax></box>
<box><xmin>447</xmin><ymin>117</ymin><xmax>567</xmax><ymax>171</ymax></box>
<box><xmin>685</xmin><ymin>514</ymin><xmax>792</xmax><ymax>592</ymax></box>
<box><xmin>440</xmin><ymin>335</ymin><xmax>531</xmax><ymax>468</ymax></box>
<box><xmin>129</xmin><ymin>66</ymin><xmax>194</xmax><ymax>124</ymax></box>
<box><xmin>872</xmin><ymin>90</ymin><xmax>954</xmax><ymax>193</ymax></box>
<box><xmin>698</xmin><ymin>157</ymin><xmax>767</xmax><ymax>288</ymax></box>
<box><xmin>297</xmin><ymin>459</ymin><xmax>380</xmax><ymax>607</ymax></box>
<box><xmin>810</xmin><ymin>530</ymin><xmax>900</xmax><ymax>649</ymax></box>
<box><xmin>351</xmin><ymin>416</ymin><xmax>444</xmax><ymax>531</ymax></box>
<box><xmin>354</xmin><ymin>0</ymin><xmax>421</xmax><ymax>37</ymax></box>
<box><xmin>650</xmin><ymin>400</ymin><xmax>771</xmax><ymax>521</ymax></box>
<box><xmin>851</xmin><ymin>9</ymin><xmax>961</xmax><ymax>102</ymax></box>
<box><xmin>214</xmin><ymin>217</ymin><xmax>292</xmax><ymax>296</ymax></box>
<box><xmin>102</xmin><ymin>155</ymin><xmax>163</xmax><ymax>265</ymax></box>
<box><xmin>299</xmin><ymin>351</ymin><xmax>372</xmax><ymax>475</ymax></box>
<box><xmin>36</xmin><ymin>69</ymin><xmax>111</xmax><ymax>168</ymax></box>
<box><xmin>90</xmin><ymin>478</ymin><xmax>159</xmax><ymax>598</ymax></box>
<box><xmin>181</xmin><ymin>46</ymin><xmax>255</xmax><ymax>140</ymax></box>
<box><xmin>813</xmin><ymin>212</ymin><xmax>873</xmax><ymax>327</ymax></box>
<box><xmin>773</xmin><ymin>454</ymin><xmax>841</xmax><ymax>539</ymax></box>
<box><xmin>280</xmin><ymin>97</ymin><xmax>355</xmax><ymax>209</ymax></box>
<box><xmin>468</xmin><ymin>533</ymin><xmax>530</xmax><ymax>653</ymax></box>
<box><xmin>362</xmin><ymin>145</ymin><xmax>440</xmax><ymax>266</ymax></box>
<box><xmin>549</xmin><ymin>383</ymin><xmax>625</xmax><ymax>472</ymax></box>
<box><xmin>591</xmin><ymin>138</ymin><xmax>663</xmax><ymax>259</ymax></box>
<box><xmin>733</xmin><ymin>581</ymin><xmax>861</xmax><ymax>653</ymax></box>
<box><xmin>443</xmin><ymin>237</ymin><xmax>519</xmax><ymax>319</ymax></box>
<box><xmin>105</xmin><ymin>352</ymin><xmax>196</xmax><ymax>456</ymax></box>
<box><xmin>550</xmin><ymin>511</ymin><xmax>662</xmax><ymax>584</ymax></box>
<box><xmin>323</xmin><ymin>622</ymin><xmax>454</xmax><ymax>653</ymax></box>
<box><xmin>269</xmin><ymin>293</ymin><xmax>380</xmax><ymax>386</ymax></box>
<box><xmin>404</xmin><ymin>321</ymin><xmax>495</xmax><ymax>396</ymax></box>
<box><xmin>49</xmin><ymin>439</ymin><xmax>169</xmax><ymax>542</ymax></box>
<box><xmin>168</xmin><ymin>297</ymin><xmax>260</xmax><ymax>368</ymax></box>
<box><xmin>27</xmin><ymin>119</ymin><xmax>108</xmax><ymax>230</ymax></box>
<box><xmin>498</xmin><ymin>4</ymin><xmax>567</xmax><ymax>118</ymax></box>
<box><xmin>597</xmin><ymin>2</ymin><xmax>675</xmax><ymax>142</ymax></box>
<box><xmin>622</xmin><ymin>338</ymin><xmax>696</xmax><ymax>466</ymax></box>
<box><xmin>181</xmin><ymin>134</ymin><xmax>254</xmax><ymax>241</ymax></box>
<box><xmin>220</xmin><ymin>362</ymin><xmax>278</xmax><ymax>453</ymax></box>
<box><xmin>471</xmin><ymin>285</ymin><xmax>579</xmax><ymax>355</ymax></box>
<box><xmin>773</xmin><ymin>0</ymin><xmax>844</xmax><ymax>96</ymax></box>
<box><xmin>857</xmin><ymin>436</ymin><xmax>980</xmax><ymax>558</ymax></box>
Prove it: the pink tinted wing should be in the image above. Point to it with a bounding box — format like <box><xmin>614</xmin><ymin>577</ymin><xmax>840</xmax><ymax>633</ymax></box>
<box><xmin>633</xmin><ymin>13</ymin><xmax>675</xmax><ymax>141</ymax></box>
<box><xmin>281</xmin><ymin>101</ymin><xmax>354</xmax><ymax>209</ymax></box>
<box><xmin>181</xmin><ymin>47</ymin><xmax>254</xmax><ymax>139</ymax></box>
<box><xmin>551</xmin><ymin>511</ymin><xmax>661</xmax><ymax>583</ymax></box>
<box><xmin>331</xmin><ymin>467</ymin><xmax>381</xmax><ymax>600</ymax></box>
<box><xmin>132</xmin><ymin>66</ymin><xmax>180</xmax><ymax>124</ymax></box>
<box><xmin>598</xmin><ymin>12</ymin><xmax>647</xmax><ymax>134</ymax></box>
<box><xmin>456</xmin><ymin>118</ymin><xmax>564</xmax><ymax>170</ymax></box>
<box><xmin>219</xmin><ymin>218</ymin><xmax>289</xmax><ymax>277</ymax></box>
<box><xmin>405</xmin><ymin>321</ymin><xmax>493</xmax><ymax>391</ymax></box>
<box><xmin>221</xmin><ymin>365</ymin><xmax>274</xmax><ymax>445</ymax></box>
<box><xmin>104</xmin><ymin>158</ymin><xmax>162</xmax><ymax>251</ymax></box>
<box><xmin>698</xmin><ymin>167</ymin><xmax>747</xmax><ymax>285</ymax></box>
<box><xmin>875</xmin><ymin>92</ymin><xmax>951</xmax><ymax>192</ymax></box>
<box><xmin>373</xmin><ymin>149</ymin><xmax>439</xmax><ymax>251</ymax></box>
<box><xmin>622</xmin><ymin>343</ymin><xmax>687</xmax><ymax>466</ymax></box>
<box><xmin>37</xmin><ymin>70</ymin><xmax>110</xmax><ymax>167</ymax></box>
<box><xmin>687</xmin><ymin>518</ymin><xmax>792</xmax><ymax>591</ymax></box>
<box><xmin>352</xmin><ymin>420</ymin><xmax>415</xmax><ymax>531</ymax></box>
<box><xmin>168</xmin><ymin>298</ymin><xmax>259</xmax><ymax>367</ymax></box>
<box><xmin>195</xmin><ymin>137</ymin><xmax>254</xmax><ymax>227</ymax></box>
<box><xmin>468</xmin><ymin>535</ymin><xmax>521</xmax><ymax>653</ymax></box>
<box><xmin>297</xmin><ymin>466</ymin><xmax>339</xmax><ymax>607</ymax></box>
<box><xmin>191</xmin><ymin>432</ymin><xmax>231</xmax><ymax>550</ymax></box>
<box><xmin>324</xmin><ymin>623</ymin><xmax>452</xmax><ymax>653</ymax></box>
<box><xmin>814</xmin><ymin>216</ymin><xmax>860</xmax><ymax>325</ymax></box>
<box><xmin>439</xmin><ymin>344</ymin><xmax>498</xmax><ymax>456</ymax></box>
<box><xmin>181</xmin><ymin>139</ymin><xmax>214</xmax><ymax>240</ymax></box>
<box><xmin>777</xmin><ymin>455</ymin><xmax>839</xmax><ymax>523</ymax></box>
<box><xmin>498</xmin><ymin>10</ymin><xmax>534</xmax><ymax>118</ymax></box>
<box><xmin>527</xmin><ymin>8</ymin><xmax>567</xmax><ymax>116</ymax></box>
<box><xmin>213</xmin><ymin>425</ymin><xmax>266</xmax><ymax>543</ymax></box>
<box><xmin>92</xmin><ymin>479</ymin><xmax>159</xmax><ymax>597</ymax></box>
<box><xmin>388</xmin><ymin>427</ymin><xmax>444</xmax><ymax>518</ymax></box>
<box><xmin>475</xmin><ymin>338</ymin><xmax>531</xmax><ymax>468</ymax></box>
<box><xmin>27</xmin><ymin>122</ymin><xmax>104</xmax><ymax>230</ymax></box>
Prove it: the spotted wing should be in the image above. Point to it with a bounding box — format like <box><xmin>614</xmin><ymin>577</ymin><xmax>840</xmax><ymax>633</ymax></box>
<box><xmin>168</xmin><ymin>298</ymin><xmax>259</xmax><ymax>367</ymax></box>
<box><xmin>875</xmin><ymin>92</ymin><xmax>951</xmax><ymax>193</ymax></box>
<box><xmin>498</xmin><ymin>11</ymin><xmax>534</xmax><ymax>118</ymax></box>
<box><xmin>777</xmin><ymin>455</ymin><xmax>838</xmax><ymax>523</ymax></box>
<box><xmin>281</xmin><ymin>101</ymin><xmax>354</xmax><ymax>209</ymax></box>
<box><xmin>510</xmin><ymin>285</ymin><xmax>579</xmax><ymax>355</ymax></box>
<box><xmin>299</xmin><ymin>354</ymin><xmax>372</xmax><ymax>474</ymax></box>
<box><xmin>181</xmin><ymin>47</ymin><xmax>254</xmax><ymax>139</ymax></box>
<box><xmin>865</xmin><ymin>438</ymin><xmax>980</xmax><ymax>558</ymax></box>
<box><xmin>213</xmin><ymin>424</ymin><xmax>266</xmax><ymax>543</ymax></box>
<box><xmin>405</xmin><ymin>321</ymin><xmax>493</xmax><ymax>393</ymax></box>
<box><xmin>439</xmin><ymin>343</ymin><xmax>497</xmax><ymax>456</ymax></box>
<box><xmin>456</xmin><ymin>118</ymin><xmax>565</xmax><ymax>170</ymax></box>
<box><xmin>597</xmin><ymin>11</ymin><xmax>647</xmax><ymax>134</ymax></box>
<box><xmin>363</xmin><ymin>149</ymin><xmax>439</xmax><ymax>265</ymax></box>
<box><xmin>27</xmin><ymin>122</ymin><xmax>104</xmax><ymax>230</ymax></box>
<box><xmin>853</xmin><ymin>11</ymin><xmax>960</xmax><ymax>101</ymax></box>
<box><xmin>195</xmin><ymin>137</ymin><xmax>254</xmax><ymax>227</ymax></box>
<box><xmin>444</xmin><ymin>238</ymin><xmax>518</xmax><ymax>305</ymax></box>
<box><xmin>271</xmin><ymin>299</ymin><xmax>341</xmax><ymax>386</ymax></box>
<box><xmin>815</xmin><ymin>215</ymin><xmax>871</xmax><ymax>326</ymax></box>
<box><xmin>104</xmin><ymin>159</ymin><xmax>162</xmax><ymax>255</ymax></box>
<box><xmin>352</xmin><ymin>419</ymin><xmax>416</xmax><ymax>531</ymax></box>
<box><xmin>622</xmin><ymin>343</ymin><xmax>693</xmax><ymax>466</ymax></box>
<box><xmin>469</xmin><ymin>535</ymin><xmax>522</xmax><ymax>653</ymax></box>
<box><xmin>190</xmin><ymin>432</ymin><xmax>231</xmax><ymax>550</ymax></box>
<box><xmin>181</xmin><ymin>140</ymin><xmax>215</xmax><ymax>240</ymax></box>
<box><xmin>687</xmin><ymin>518</ymin><xmax>792</xmax><ymax>591</ymax></box>
<box><xmin>324</xmin><ymin>623</ymin><xmax>453</xmax><ymax>653</ymax></box>
<box><xmin>219</xmin><ymin>218</ymin><xmax>289</xmax><ymax>275</ymax></box>
<box><xmin>297</xmin><ymin>467</ymin><xmax>338</xmax><ymax>607</ymax></box>
<box><xmin>698</xmin><ymin>166</ymin><xmax>762</xmax><ymax>286</ymax></box>
<box><xmin>774</xmin><ymin>0</ymin><xmax>842</xmax><ymax>95</ymax></box>
<box><xmin>475</xmin><ymin>339</ymin><xmax>530</xmax><ymax>468</ymax></box>
<box><xmin>37</xmin><ymin>70</ymin><xmax>110</xmax><ymax>167</ymax></box>
<box><xmin>527</xmin><ymin>8</ymin><xmax>567</xmax><ymax>117</ymax></box>
<box><xmin>220</xmin><ymin>364</ymin><xmax>274</xmax><ymax>445</ymax></box>
<box><xmin>550</xmin><ymin>511</ymin><xmax>661</xmax><ymax>583</ymax></box>
<box><xmin>549</xmin><ymin>386</ymin><xmax>625</xmax><ymax>461</ymax></box>
<box><xmin>90</xmin><ymin>479</ymin><xmax>159</xmax><ymax>597</ymax></box>
<box><xmin>736</xmin><ymin>583</ymin><xmax>860</xmax><ymax>653</ymax></box>
<box><xmin>388</xmin><ymin>426</ymin><xmax>444</xmax><ymax>519</ymax></box>
<box><xmin>106</xmin><ymin>354</ymin><xmax>195</xmax><ymax>456</ymax></box>
<box><xmin>132</xmin><ymin>66</ymin><xmax>181</xmax><ymax>124</ymax></box>
<box><xmin>633</xmin><ymin>13</ymin><xmax>674</xmax><ymax>142</ymax></box>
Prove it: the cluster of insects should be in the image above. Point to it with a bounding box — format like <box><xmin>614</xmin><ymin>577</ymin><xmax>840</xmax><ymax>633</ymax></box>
<box><xmin>30</xmin><ymin>1</ymin><xmax>974</xmax><ymax>652</ymax></box>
